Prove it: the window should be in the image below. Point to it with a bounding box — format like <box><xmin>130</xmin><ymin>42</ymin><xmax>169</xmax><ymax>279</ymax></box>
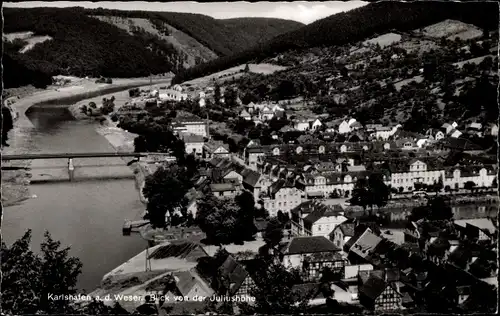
<box><xmin>318</xmin><ymin>225</ymin><xmax>322</xmax><ymax>231</ymax></box>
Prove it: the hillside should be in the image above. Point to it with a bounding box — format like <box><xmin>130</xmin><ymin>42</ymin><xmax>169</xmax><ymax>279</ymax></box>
<box><xmin>3</xmin><ymin>7</ymin><xmax>302</xmax><ymax>89</ymax></box>
<box><xmin>172</xmin><ymin>1</ymin><xmax>498</xmax><ymax>84</ymax></box>
<box><xmin>86</xmin><ymin>8</ymin><xmax>304</xmax><ymax>57</ymax></box>
<box><xmin>211</xmin><ymin>17</ymin><xmax>498</xmax><ymax>144</ymax></box>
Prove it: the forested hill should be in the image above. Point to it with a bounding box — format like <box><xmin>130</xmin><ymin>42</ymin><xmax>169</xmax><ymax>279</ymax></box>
<box><xmin>3</xmin><ymin>7</ymin><xmax>302</xmax><ymax>89</ymax></box>
<box><xmin>84</xmin><ymin>8</ymin><xmax>303</xmax><ymax>57</ymax></box>
<box><xmin>172</xmin><ymin>1</ymin><xmax>499</xmax><ymax>84</ymax></box>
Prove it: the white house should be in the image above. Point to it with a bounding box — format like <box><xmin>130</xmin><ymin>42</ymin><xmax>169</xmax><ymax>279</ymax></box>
<box><xmin>329</xmin><ymin>219</ymin><xmax>356</xmax><ymax>250</ymax></box>
<box><xmin>389</xmin><ymin>159</ymin><xmax>445</xmax><ymax>192</ymax></box>
<box><xmin>338</xmin><ymin>120</ymin><xmax>351</xmax><ymax>134</ymax></box>
<box><xmin>450</xmin><ymin>129</ymin><xmax>463</xmax><ymax>138</ymax></box>
<box><xmin>203</xmin><ymin>141</ymin><xmax>230</xmax><ymax>159</ymax></box>
<box><xmin>199</xmin><ymin>98</ymin><xmax>206</xmax><ymax>108</ymax></box>
<box><xmin>442</xmin><ymin>123</ymin><xmax>454</xmax><ymax>135</ymax></box>
<box><xmin>281</xmin><ymin>236</ymin><xmax>342</xmax><ymax>272</ymax></box>
<box><xmin>171</xmin><ymin>118</ymin><xmax>208</xmax><ymax>137</ymax></box>
<box><xmin>444</xmin><ymin>166</ymin><xmax>497</xmax><ymax>190</ymax></box>
<box><xmin>260</xmin><ymin>106</ymin><xmax>275</xmax><ymax>121</ymax></box>
<box><xmin>291</xmin><ymin>201</ymin><xmax>347</xmax><ymax>238</ymax></box>
<box><xmin>294</xmin><ymin>119</ymin><xmax>311</xmax><ymax>131</ymax></box>
<box><xmin>240</xmin><ymin>109</ymin><xmax>252</xmax><ymax>121</ymax></box>
<box><xmin>262</xmin><ymin>179</ymin><xmax>305</xmax><ymax>218</ymax></box>
<box><xmin>181</xmin><ymin>133</ymin><xmax>205</xmax><ymax>156</ymax></box>
<box><xmin>311</xmin><ymin>119</ymin><xmax>323</xmax><ymax>131</ymax></box>
<box><xmin>435</xmin><ymin>131</ymin><xmax>445</xmax><ymax>141</ymax></box>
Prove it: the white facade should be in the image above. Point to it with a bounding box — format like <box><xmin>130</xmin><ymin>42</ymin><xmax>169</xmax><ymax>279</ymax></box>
<box><xmin>263</xmin><ymin>186</ymin><xmax>305</xmax><ymax>218</ymax></box>
<box><xmin>185</xmin><ymin>142</ymin><xmax>204</xmax><ymax>155</ymax></box>
<box><xmin>294</xmin><ymin>120</ymin><xmax>310</xmax><ymax>131</ymax></box>
<box><xmin>310</xmin><ymin>215</ymin><xmax>348</xmax><ymax>238</ymax></box>
<box><xmin>311</xmin><ymin>119</ymin><xmax>323</xmax><ymax>130</ymax></box>
<box><xmin>173</xmin><ymin>121</ymin><xmax>208</xmax><ymax>138</ymax></box>
<box><xmin>390</xmin><ymin>160</ymin><xmax>445</xmax><ymax>192</ymax></box>
<box><xmin>338</xmin><ymin>120</ymin><xmax>351</xmax><ymax>134</ymax></box>
<box><xmin>444</xmin><ymin>167</ymin><xmax>496</xmax><ymax>189</ymax></box>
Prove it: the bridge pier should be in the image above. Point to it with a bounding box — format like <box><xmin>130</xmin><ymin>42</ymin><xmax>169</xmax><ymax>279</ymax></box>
<box><xmin>68</xmin><ymin>158</ymin><xmax>75</xmax><ymax>181</ymax></box>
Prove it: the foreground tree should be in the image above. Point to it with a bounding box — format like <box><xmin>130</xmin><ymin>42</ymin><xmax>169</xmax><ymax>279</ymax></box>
<box><xmin>263</xmin><ymin>217</ymin><xmax>284</xmax><ymax>248</ymax></box>
<box><xmin>196</xmin><ymin>193</ymin><xmax>257</xmax><ymax>245</ymax></box>
<box><xmin>350</xmin><ymin>173</ymin><xmax>389</xmax><ymax>215</ymax></box>
<box><xmin>238</xmin><ymin>262</ymin><xmax>311</xmax><ymax>314</ymax></box>
<box><xmin>1</xmin><ymin>230</ymin><xmax>83</xmax><ymax>314</ymax></box>
<box><xmin>142</xmin><ymin>164</ymin><xmax>191</xmax><ymax>228</ymax></box>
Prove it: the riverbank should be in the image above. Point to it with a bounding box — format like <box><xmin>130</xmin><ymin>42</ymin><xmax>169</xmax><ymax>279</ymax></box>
<box><xmin>1</xmin><ymin>77</ymin><xmax>171</xmax><ymax>207</ymax></box>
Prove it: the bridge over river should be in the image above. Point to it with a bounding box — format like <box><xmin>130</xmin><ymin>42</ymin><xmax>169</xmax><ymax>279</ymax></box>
<box><xmin>2</xmin><ymin>152</ymin><xmax>171</xmax><ymax>183</ymax></box>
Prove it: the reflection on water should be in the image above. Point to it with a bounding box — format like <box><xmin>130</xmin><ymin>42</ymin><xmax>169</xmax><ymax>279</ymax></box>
<box><xmin>3</xmin><ymin>104</ymin><xmax>146</xmax><ymax>292</ymax></box>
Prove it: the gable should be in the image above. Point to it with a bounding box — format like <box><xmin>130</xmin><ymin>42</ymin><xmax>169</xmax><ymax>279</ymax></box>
<box><xmin>215</xmin><ymin>146</ymin><xmax>229</xmax><ymax>153</ymax></box>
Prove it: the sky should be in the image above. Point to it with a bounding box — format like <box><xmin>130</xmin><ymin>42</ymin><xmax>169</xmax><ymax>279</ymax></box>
<box><xmin>4</xmin><ymin>1</ymin><xmax>368</xmax><ymax>25</ymax></box>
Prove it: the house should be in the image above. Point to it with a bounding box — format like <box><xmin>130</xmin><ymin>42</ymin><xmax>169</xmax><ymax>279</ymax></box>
<box><xmin>294</xmin><ymin>119</ymin><xmax>311</xmax><ymax>131</ymax></box>
<box><xmin>329</xmin><ymin>219</ymin><xmax>356</xmax><ymax>249</ymax></box>
<box><xmin>444</xmin><ymin>165</ymin><xmax>497</xmax><ymax>190</ymax></box>
<box><xmin>435</xmin><ymin>130</ymin><xmax>445</xmax><ymax>140</ymax></box>
<box><xmin>180</xmin><ymin>133</ymin><xmax>204</xmax><ymax>156</ymax></box>
<box><xmin>454</xmin><ymin>218</ymin><xmax>496</xmax><ymax>241</ymax></box>
<box><xmin>338</xmin><ymin>120</ymin><xmax>351</xmax><ymax>134</ymax></box>
<box><xmin>216</xmin><ymin>256</ymin><xmax>265</xmax><ymax>298</ymax></box>
<box><xmin>203</xmin><ymin>141</ymin><xmax>230</xmax><ymax>159</ymax></box>
<box><xmin>487</xmin><ymin>123</ymin><xmax>498</xmax><ymax>136</ymax></box>
<box><xmin>260</xmin><ymin>106</ymin><xmax>275</xmax><ymax>121</ymax></box>
<box><xmin>171</xmin><ymin>118</ymin><xmax>208</xmax><ymax>137</ymax></box>
<box><xmin>291</xmin><ymin>201</ymin><xmax>347</xmax><ymax>237</ymax></box>
<box><xmin>161</xmin><ymin>269</ymin><xmax>214</xmax><ymax>302</ymax></box>
<box><xmin>441</xmin><ymin>123</ymin><xmax>453</xmax><ymax>134</ymax></box>
<box><xmin>210</xmin><ymin>183</ymin><xmax>240</xmax><ymax>198</ymax></box>
<box><xmin>199</xmin><ymin>98</ymin><xmax>206</xmax><ymax>107</ymax></box>
<box><xmin>240</xmin><ymin>109</ymin><xmax>252</xmax><ymax>121</ymax></box>
<box><xmin>262</xmin><ymin>179</ymin><xmax>305</xmax><ymax>218</ymax></box>
<box><xmin>239</xmin><ymin>168</ymin><xmax>264</xmax><ymax>200</ymax></box>
<box><xmin>280</xmin><ymin>236</ymin><xmax>342</xmax><ymax>275</ymax></box>
<box><xmin>311</xmin><ymin>119</ymin><xmax>323</xmax><ymax>131</ymax></box>
<box><xmin>358</xmin><ymin>269</ymin><xmax>403</xmax><ymax>311</ymax></box>
<box><xmin>450</xmin><ymin>129</ymin><xmax>463</xmax><ymax>138</ymax></box>
<box><xmin>344</xmin><ymin>228</ymin><xmax>382</xmax><ymax>264</ymax></box>
<box><xmin>388</xmin><ymin>158</ymin><xmax>445</xmax><ymax>193</ymax></box>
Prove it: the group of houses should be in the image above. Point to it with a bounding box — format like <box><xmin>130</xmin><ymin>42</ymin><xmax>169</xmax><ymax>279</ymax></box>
<box><xmin>94</xmin><ymin>209</ymin><xmax>497</xmax><ymax>313</ymax></box>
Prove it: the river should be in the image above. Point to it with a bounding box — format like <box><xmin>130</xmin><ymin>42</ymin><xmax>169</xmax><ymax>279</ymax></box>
<box><xmin>2</xmin><ymin>104</ymin><xmax>147</xmax><ymax>292</ymax></box>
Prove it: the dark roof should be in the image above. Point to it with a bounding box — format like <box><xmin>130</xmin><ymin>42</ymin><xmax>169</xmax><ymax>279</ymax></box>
<box><xmin>286</xmin><ymin>236</ymin><xmax>340</xmax><ymax>255</ymax></box>
<box><xmin>220</xmin><ymin>256</ymin><xmax>248</xmax><ymax>295</ymax></box>
<box><xmin>241</xmin><ymin>169</ymin><xmax>261</xmax><ymax>187</ymax></box>
<box><xmin>303</xmin><ymin>206</ymin><xmax>345</xmax><ymax>226</ymax></box>
<box><xmin>148</xmin><ymin>241</ymin><xmax>207</xmax><ymax>261</ymax></box>
<box><xmin>359</xmin><ymin>275</ymin><xmax>387</xmax><ymax>300</ymax></box>
<box><xmin>269</xmin><ymin>178</ymin><xmax>294</xmax><ymax>195</ymax></box>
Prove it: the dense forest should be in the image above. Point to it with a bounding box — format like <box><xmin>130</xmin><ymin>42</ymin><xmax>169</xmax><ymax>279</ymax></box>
<box><xmin>3</xmin><ymin>7</ymin><xmax>302</xmax><ymax>89</ymax></box>
<box><xmin>172</xmin><ymin>1</ymin><xmax>499</xmax><ymax>84</ymax></box>
<box><xmin>84</xmin><ymin>8</ymin><xmax>303</xmax><ymax>57</ymax></box>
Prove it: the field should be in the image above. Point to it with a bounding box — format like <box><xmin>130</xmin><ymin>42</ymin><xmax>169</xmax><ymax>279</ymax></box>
<box><xmin>363</xmin><ymin>32</ymin><xmax>402</xmax><ymax>48</ymax></box>
<box><xmin>418</xmin><ymin>19</ymin><xmax>483</xmax><ymax>40</ymax></box>
<box><xmin>3</xmin><ymin>31</ymin><xmax>53</xmax><ymax>53</ymax></box>
<box><xmin>182</xmin><ymin>63</ymin><xmax>287</xmax><ymax>88</ymax></box>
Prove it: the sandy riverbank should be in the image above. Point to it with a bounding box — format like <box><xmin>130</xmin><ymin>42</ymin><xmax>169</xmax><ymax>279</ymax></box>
<box><xmin>1</xmin><ymin>77</ymin><xmax>171</xmax><ymax>207</ymax></box>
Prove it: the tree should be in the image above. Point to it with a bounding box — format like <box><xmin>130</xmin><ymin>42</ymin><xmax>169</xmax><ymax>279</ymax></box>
<box><xmin>197</xmin><ymin>193</ymin><xmax>258</xmax><ymax>245</ymax></box>
<box><xmin>244</xmin><ymin>64</ymin><xmax>250</xmax><ymax>73</ymax></box>
<box><xmin>238</xmin><ymin>262</ymin><xmax>310</xmax><ymax>314</ymax></box>
<box><xmin>263</xmin><ymin>217</ymin><xmax>284</xmax><ymax>248</ymax></box>
<box><xmin>1</xmin><ymin>230</ymin><xmax>83</xmax><ymax>315</ymax></box>
<box><xmin>214</xmin><ymin>84</ymin><xmax>221</xmax><ymax>105</ymax></box>
<box><xmin>142</xmin><ymin>164</ymin><xmax>191</xmax><ymax>228</ymax></box>
<box><xmin>350</xmin><ymin>173</ymin><xmax>389</xmax><ymax>215</ymax></box>
<box><xmin>464</xmin><ymin>181</ymin><xmax>476</xmax><ymax>193</ymax></box>
<box><xmin>1</xmin><ymin>105</ymin><xmax>14</xmax><ymax>147</ymax></box>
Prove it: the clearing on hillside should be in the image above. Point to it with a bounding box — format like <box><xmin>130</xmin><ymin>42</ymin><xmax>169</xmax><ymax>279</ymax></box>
<box><xmin>182</xmin><ymin>63</ymin><xmax>287</xmax><ymax>88</ymax></box>
<box><xmin>363</xmin><ymin>33</ymin><xmax>402</xmax><ymax>48</ymax></box>
<box><xmin>3</xmin><ymin>31</ymin><xmax>53</xmax><ymax>53</ymax></box>
<box><xmin>91</xmin><ymin>15</ymin><xmax>218</xmax><ymax>68</ymax></box>
<box><xmin>417</xmin><ymin>19</ymin><xmax>483</xmax><ymax>40</ymax></box>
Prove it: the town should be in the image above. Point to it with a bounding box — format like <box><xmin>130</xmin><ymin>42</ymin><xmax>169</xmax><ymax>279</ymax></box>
<box><xmin>101</xmin><ymin>19</ymin><xmax>498</xmax><ymax>314</ymax></box>
<box><xmin>1</xmin><ymin>1</ymin><xmax>498</xmax><ymax>315</ymax></box>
